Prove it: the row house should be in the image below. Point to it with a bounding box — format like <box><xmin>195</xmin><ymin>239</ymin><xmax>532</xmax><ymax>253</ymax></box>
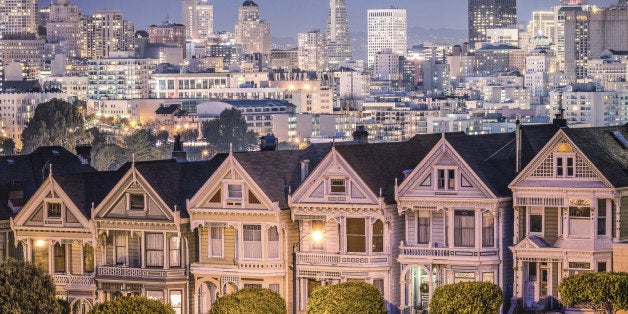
<box><xmin>510</xmin><ymin>126</ymin><xmax>628</xmax><ymax>311</ymax></box>
<box><xmin>395</xmin><ymin>125</ymin><xmax>558</xmax><ymax>312</ymax></box>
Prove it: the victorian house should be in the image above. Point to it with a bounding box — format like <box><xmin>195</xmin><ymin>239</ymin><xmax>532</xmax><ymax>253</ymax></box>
<box><xmin>188</xmin><ymin>145</ymin><xmax>329</xmax><ymax>314</ymax></box>
<box><xmin>509</xmin><ymin>125</ymin><xmax>628</xmax><ymax>311</ymax></box>
<box><xmin>395</xmin><ymin>125</ymin><xmax>558</xmax><ymax>313</ymax></box>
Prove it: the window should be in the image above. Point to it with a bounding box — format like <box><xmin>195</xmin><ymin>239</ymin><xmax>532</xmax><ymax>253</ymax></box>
<box><xmin>268</xmin><ymin>226</ymin><xmax>280</xmax><ymax>259</ymax></box>
<box><xmin>556</xmin><ymin>157</ymin><xmax>574</xmax><ymax>177</ymax></box>
<box><xmin>115</xmin><ymin>235</ymin><xmax>127</xmax><ymax>265</ymax></box>
<box><xmin>146</xmin><ymin>233</ymin><xmax>164</xmax><ymax>267</ymax></box>
<box><xmin>169</xmin><ymin>236</ymin><xmax>181</xmax><ymax>267</ymax></box>
<box><xmin>311</xmin><ymin>220</ymin><xmax>324</xmax><ymax>251</ymax></box>
<box><xmin>269</xmin><ymin>284</ymin><xmax>280</xmax><ymax>294</ymax></box>
<box><xmin>417</xmin><ymin>212</ymin><xmax>430</xmax><ymax>244</ymax></box>
<box><xmin>47</xmin><ymin>202</ymin><xmax>62</xmax><ymax>218</ymax></box>
<box><xmin>372</xmin><ymin>220</ymin><xmax>384</xmax><ymax>253</ymax></box>
<box><xmin>209</xmin><ymin>227</ymin><xmax>223</xmax><ymax>258</ymax></box>
<box><xmin>598</xmin><ymin>262</ymin><xmax>607</xmax><ymax>272</ymax></box>
<box><xmin>169</xmin><ymin>291</ymin><xmax>183</xmax><ymax>314</ymax></box>
<box><xmin>147</xmin><ymin>290</ymin><xmax>164</xmax><ymax>301</ymax></box>
<box><xmin>227</xmin><ymin>184</ymin><xmax>242</xmax><ymax>199</ymax></box>
<box><xmin>0</xmin><ymin>233</ymin><xmax>5</xmax><ymax>262</ymax></box>
<box><xmin>330</xmin><ymin>179</ymin><xmax>346</xmax><ymax>194</ymax></box>
<box><xmin>530</xmin><ymin>207</ymin><xmax>543</xmax><ymax>233</ymax></box>
<box><xmin>437</xmin><ymin>169</ymin><xmax>456</xmax><ymax>190</ymax></box>
<box><xmin>346</xmin><ymin>218</ymin><xmax>366</xmax><ymax>253</ymax></box>
<box><xmin>129</xmin><ymin>194</ymin><xmax>145</xmax><ymax>211</ymax></box>
<box><xmin>373</xmin><ymin>279</ymin><xmax>385</xmax><ymax>296</ymax></box>
<box><xmin>482</xmin><ymin>211</ymin><xmax>495</xmax><ymax>247</ymax></box>
<box><xmin>54</xmin><ymin>243</ymin><xmax>65</xmax><ymax>273</ymax></box>
<box><xmin>243</xmin><ymin>225</ymin><xmax>262</xmax><ymax>259</ymax></box>
<box><xmin>454</xmin><ymin>210</ymin><xmax>475</xmax><ymax>247</ymax></box>
<box><xmin>597</xmin><ymin>199</ymin><xmax>607</xmax><ymax>236</ymax></box>
<box><xmin>569</xmin><ymin>206</ymin><xmax>591</xmax><ymax>237</ymax></box>
<box><xmin>83</xmin><ymin>244</ymin><xmax>94</xmax><ymax>273</ymax></box>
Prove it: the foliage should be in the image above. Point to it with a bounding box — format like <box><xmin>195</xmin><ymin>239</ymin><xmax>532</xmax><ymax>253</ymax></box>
<box><xmin>0</xmin><ymin>137</ymin><xmax>15</xmax><ymax>155</ymax></box>
<box><xmin>0</xmin><ymin>258</ymin><xmax>63</xmax><ymax>313</ymax></box>
<box><xmin>155</xmin><ymin>130</ymin><xmax>169</xmax><ymax>143</ymax></box>
<box><xmin>429</xmin><ymin>281</ymin><xmax>503</xmax><ymax>314</ymax></box>
<box><xmin>558</xmin><ymin>272</ymin><xmax>628</xmax><ymax>313</ymax></box>
<box><xmin>124</xmin><ymin>129</ymin><xmax>157</xmax><ymax>161</ymax></box>
<box><xmin>92</xmin><ymin>144</ymin><xmax>127</xmax><ymax>171</ymax></box>
<box><xmin>179</xmin><ymin>128</ymin><xmax>199</xmax><ymax>142</ymax></box>
<box><xmin>21</xmin><ymin>98</ymin><xmax>92</xmax><ymax>153</ymax></box>
<box><xmin>307</xmin><ymin>281</ymin><xmax>386</xmax><ymax>314</ymax></box>
<box><xmin>89</xmin><ymin>296</ymin><xmax>175</xmax><ymax>314</ymax></box>
<box><xmin>209</xmin><ymin>287</ymin><xmax>286</xmax><ymax>314</ymax></box>
<box><xmin>201</xmin><ymin>108</ymin><xmax>257</xmax><ymax>153</ymax></box>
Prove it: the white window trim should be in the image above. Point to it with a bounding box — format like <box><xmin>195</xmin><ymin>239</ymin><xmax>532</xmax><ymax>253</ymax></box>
<box><xmin>126</xmin><ymin>193</ymin><xmax>147</xmax><ymax>212</ymax></box>
<box><xmin>528</xmin><ymin>206</ymin><xmax>544</xmax><ymax>235</ymax></box>
<box><xmin>554</xmin><ymin>154</ymin><xmax>575</xmax><ymax>178</ymax></box>
<box><xmin>434</xmin><ymin>167</ymin><xmax>459</xmax><ymax>191</ymax></box>
<box><xmin>328</xmin><ymin>177</ymin><xmax>347</xmax><ymax>195</ymax></box>
<box><xmin>223</xmin><ymin>181</ymin><xmax>244</xmax><ymax>207</ymax></box>
<box><xmin>43</xmin><ymin>198</ymin><xmax>64</xmax><ymax>223</ymax></box>
<box><xmin>208</xmin><ymin>227</ymin><xmax>224</xmax><ymax>258</ymax></box>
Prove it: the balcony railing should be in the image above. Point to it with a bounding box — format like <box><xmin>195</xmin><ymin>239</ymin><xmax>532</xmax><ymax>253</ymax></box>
<box><xmin>399</xmin><ymin>246</ymin><xmax>499</xmax><ymax>259</ymax></box>
<box><xmin>297</xmin><ymin>252</ymin><xmax>389</xmax><ymax>266</ymax></box>
<box><xmin>52</xmin><ymin>274</ymin><xmax>96</xmax><ymax>289</ymax></box>
<box><xmin>96</xmin><ymin>266</ymin><xmax>186</xmax><ymax>279</ymax></box>
<box><xmin>235</xmin><ymin>260</ymin><xmax>284</xmax><ymax>270</ymax></box>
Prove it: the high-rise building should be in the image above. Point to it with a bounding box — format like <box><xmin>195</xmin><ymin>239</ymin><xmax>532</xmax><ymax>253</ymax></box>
<box><xmin>367</xmin><ymin>8</ymin><xmax>407</xmax><ymax>67</ymax></box>
<box><xmin>235</xmin><ymin>1</ymin><xmax>271</xmax><ymax>56</ymax></box>
<box><xmin>468</xmin><ymin>0</ymin><xmax>517</xmax><ymax>46</ymax></box>
<box><xmin>326</xmin><ymin>0</ymin><xmax>352</xmax><ymax>69</ymax></box>
<box><xmin>561</xmin><ymin>6</ymin><xmax>591</xmax><ymax>80</ymax></box>
<box><xmin>589</xmin><ymin>0</ymin><xmax>628</xmax><ymax>58</ymax></box>
<box><xmin>298</xmin><ymin>30</ymin><xmax>326</xmax><ymax>72</ymax></box>
<box><xmin>182</xmin><ymin>0</ymin><xmax>213</xmax><ymax>41</ymax></box>
<box><xmin>527</xmin><ymin>11</ymin><xmax>555</xmax><ymax>39</ymax></box>
<box><xmin>83</xmin><ymin>10</ymin><xmax>135</xmax><ymax>59</ymax></box>
<box><xmin>47</xmin><ymin>0</ymin><xmax>82</xmax><ymax>58</ymax></box>
<box><xmin>149</xmin><ymin>22</ymin><xmax>186</xmax><ymax>47</ymax></box>
<box><xmin>0</xmin><ymin>0</ymin><xmax>38</xmax><ymax>35</ymax></box>
<box><xmin>87</xmin><ymin>56</ymin><xmax>158</xmax><ymax>100</ymax></box>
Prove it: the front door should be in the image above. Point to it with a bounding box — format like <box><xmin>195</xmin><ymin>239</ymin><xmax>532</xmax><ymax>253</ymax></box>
<box><xmin>540</xmin><ymin>268</ymin><xmax>549</xmax><ymax>298</ymax></box>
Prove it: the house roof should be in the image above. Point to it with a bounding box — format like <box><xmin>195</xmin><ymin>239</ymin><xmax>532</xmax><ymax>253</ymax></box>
<box><xmin>155</xmin><ymin>104</ymin><xmax>181</xmax><ymax>115</ymax></box>
<box><xmin>564</xmin><ymin>125</ymin><xmax>628</xmax><ymax>188</ymax></box>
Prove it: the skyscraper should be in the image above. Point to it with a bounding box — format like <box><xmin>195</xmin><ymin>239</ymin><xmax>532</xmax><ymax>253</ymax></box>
<box><xmin>47</xmin><ymin>0</ymin><xmax>82</xmax><ymax>58</ymax></box>
<box><xmin>326</xmin><ymin>0</ymin><xmax>352</xmax><ymax>69</ymax></box>
<box><xmin>468</xmin><ymin>0</ymin><xmax>517</xmax><ymax>46</ymax></box>
<box><xmin>589</xmin><ymin>0</ymin><xmax>628</xmax><ymax>57</ymax></box>
<box><xmin>298</xmin><ymin>30</ymin><xmax>326</xmax><ymax>72</ymax></box>
<box><xmin>83</xmin><ymin>10</ymin><xmax>135</xmax><ymax>59</ymax></box>
<box><xmin>182</xmin><ymin>0</ymin><xmax>214</xmax><ymax>41</ymax></box>
<box><xmin>235</xmin><ymin>0</ymin><xmax>271</xmax><ymax>56</ymax></box>
<box><xmin>0</xmin><ymin>0</ymin><xmax>38</xmax><ymax>35</ymax></box>
<box><xmin>367</xmin><ymin>8</ymin><xmax>407</xmax><ymax>67</ymax></box>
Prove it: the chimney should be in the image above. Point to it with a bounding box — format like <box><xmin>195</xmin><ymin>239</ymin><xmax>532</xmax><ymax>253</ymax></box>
<box><xmin>7</xmin><ymin>181</ymin><xmax>24</xmax><ymax>213</ymax></box>
<box><xmin>352</xmin><ymin>125</ymin><xmax>369</xmax><ymax>144</ymax></box>
<box><xmin>300</xmin><ymin>159</ymin><xmax>310</xmax><ymax>182</ymax></box>
<box><xmin>260</xmin><ymin>134</ymin><xmax>277</xmax><ymax>151</ymax></box>
<box><xmin>75</xmin><ymin>145</ymin><xmax>92</xmax><ymax>165</ymax></box>
<box><xmin>552</xmin><ymin>92</ymin><xmax>568</xmax><ymax>128</ymax></box>
<box><xmin>172</xmin><ymin>134</ymin><xmax>187</xmax><ymax>161</ymax></box>
<box><xmin>515</xmin><ymin>120</ymin><xmax>522</xmax><ymax>173</ymax></box>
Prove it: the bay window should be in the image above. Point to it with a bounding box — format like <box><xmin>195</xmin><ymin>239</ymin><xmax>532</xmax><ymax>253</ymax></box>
<box><xmin>346</xmin><ymin>218</ymin><xmax>366</xmax><ymax>253</ymax></box>
<box><xmin>482</xmin><ymin>211</ymin><xmax>494</xmax><ymax>247</ymax></box>
<box><xmin>146</xmin><ymin>233</ymin><xmax>164</xmax><ymax>267</ymax></box>
<box><xmin>569</xmin><ymin>206</ymin><xmax>590</xmax><ymax>237</ymax></box>
<box><xmin>54</xmin><ymin>243</ymin><xmax>65</xmax><ymax>273</ymax></box>
<box><xmin>372</xmin><ymin>220</ymin><xmax>384</xmax><ymax>253</ymax></box>
<box><xmin>417</xmin><ymin>211</ymin><xmax>430</xmax><ymax>244</ymax></box>
<box><xmin>243</xmin><ymin>225</ymin><xmax>262</xmax><ymax>259</ymax></box>
<box><xmin>169</xmin><ymin>236</ymin><xmax>181</xmax><ymax>267</ymax></box>
<box><xmin>115</xmin><ymin>235</ymin><xmax>127</xmax><ymax>265</ymax></box>
<box><xmin>454</xmin><ymin>210</ymin><xmax>475</xmax><ymax>247</ymax></box>
<box><xmin>209</xmin><ymin>227</ymin><xmax>223</xmax><ymax>258</ymax></box>
<box><xmin>311</xmin><ymin>220</ymin><xmax>324</xmax><ymax>251</ymax></box>
<box><xmin>268</xmin><ymin>226</ymin><xmax>280</xmax><ymax>259</ymax></box>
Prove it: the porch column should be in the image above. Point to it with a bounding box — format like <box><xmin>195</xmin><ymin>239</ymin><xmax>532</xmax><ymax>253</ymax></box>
<box><xmin>48</xmin><ymin>240</ymin><xmax>54</xmax><ymax>275</ymax></box>
<box><xmin>399</xmin><ymin>279</ymin><xmax>406</xmax><ymax>310</ymax></box>
<box><xmin>514</xmin><ymin>258</ymin><xmax>523</xmax><ymax>297</ymax></box>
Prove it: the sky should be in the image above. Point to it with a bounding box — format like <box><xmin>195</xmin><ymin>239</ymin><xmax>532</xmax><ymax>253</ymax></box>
<box><xmin>45</xmin><ymin>0</ymin><xmax>618</xmax><ymax>38</ymax></box>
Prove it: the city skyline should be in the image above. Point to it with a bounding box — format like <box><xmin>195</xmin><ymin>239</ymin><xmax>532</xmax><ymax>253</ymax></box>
<box><xmin>41</xmin><ymin>0</ymin><xmax>617</xmax><ymax>38</ymax></box>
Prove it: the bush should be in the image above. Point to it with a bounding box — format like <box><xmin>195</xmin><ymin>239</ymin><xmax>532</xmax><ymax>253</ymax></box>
<box><xmin>307</xmin><ymin>281</ymin><xmax>386</xmax><ymax>314</ymax></box>
<box><xmin>89</xmin><ymin>296</ymin><xmax>175</xmax><ymax>314</ymax></box>
<box><xmin>558</xmin><ymin>272</ymin><xmax>628</xmax><ymax>313</ymax></box>
<box><xmin>0</xmin><ymin>258</ymin><xmax>63</xmax><ymax>313</ymax></box>
<box><xmin>429</xmin><ymin>281</ymin><xmax>503</xmax><ymax>314</ymax></box>
<box><xmin>209</xmin><ymin>287</ymin><xmax>286</xmax><ymax>314</ymax></box>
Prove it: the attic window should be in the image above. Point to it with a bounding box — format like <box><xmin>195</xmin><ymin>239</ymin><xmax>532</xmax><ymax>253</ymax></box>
<box><xmin>129</xmin><ymin>194</ymin><xmax>145</xmax><ymax>211</ymax></box>
<box><xmin>227</xmin><ymin>185</ymin><xmax>243</xmax><ymax>199</ymax></box>
<box><xmin>47</xmin><ymin>202</ymin><xmax>62</xmax><ymax>218</ymax></box>
<box><xmin>557</xmin><ymin>143</ymin><xmax>572</xmax><ymax>153</ymax></box>
<box><xmin>330</xmin><ymin>179</ymin><xmax>346</xmax><ymax>194</ymax></box>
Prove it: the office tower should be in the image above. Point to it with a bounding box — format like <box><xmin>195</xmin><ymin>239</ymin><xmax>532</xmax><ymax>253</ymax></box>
<box><xmin>84</xmin><ymin>10</ymin><xmax>135</xmax><ymax>59</ymax></box>
<box><xmin>0</xmin><ymin>0</ymin><xmax>38</xmax><ymax>35</ymax></box>
<box><xmin>367</xmin><ymin>8</ymin><xmax>407</xmax><ymax>67</ymax></box>
<box><xmin>298</xmin><ymin>30</ymin><xmax>326</xmax><ymax>72</ymax></box>
<box><xmin>235</xmin><ymin>1</ymin><xmax>271</xmax><ymax>56</ymax></box>
<box><xmin>468</xmin><ymin>0</ymin><xmax>517</xmax><ymax>46</ymax></box>
<box><xmin>47</xmin><ymin>0</ymin><xmax>82</xmax><ymax>58</ymax></box>
<box><xmin>87</xmin><ymin>57</ymin><xmax>158</xmax><ymax>100</ymax></box>
<box><xmin>589</xmin><ymin>0</ymin><xmax>628</xmax><ymax>58</ymax></box>
<box><xmin>326</xmin><ymin>0</ymin><xmax>352</xmax><ymax>69</ymax></box>
<box><xmin>149</xmin><ymin>22</ymin><xmax>186</xmax><ymax>47</ymax></box>
<box><xmin>182</xmin><ymin>0</ymin><xmax>213</xmax><ymax>41</ymax></box>
<box><xmin>561</xmin><ymin>6</ymin><xmax>590</xmax><ymax>80</ymax></box>
<box><xmin>528</xmin><ymin>11</ymin><xmax>555</xmax><ymax>38</ymax></box>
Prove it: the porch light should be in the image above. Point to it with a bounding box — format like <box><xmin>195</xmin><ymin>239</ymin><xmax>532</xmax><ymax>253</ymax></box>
<box><xmin>35</xmin><ymin>240</ymin><xmax>46</xmax><ymax>247</ymax></box>
<box><xmin>292</xmin><ymin>229</ymin><xmax>324</xmax><ymax>314</ymax></box>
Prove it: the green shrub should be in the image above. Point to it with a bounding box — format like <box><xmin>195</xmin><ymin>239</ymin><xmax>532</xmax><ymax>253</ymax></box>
<box><xmin>0</xmin><ymin>258</ymin><xmax>63</xmax><ymax>314</ymax></box>
<box><xmin>89</xmin><ymin>296</ymin><xmax>175</xmax><ymax>314</ymax></box>
<box><xmin>429</xmin><ymin>281</ymin><xmax>503</xmax><ymax>314</ymax></box>
<box><xmin>558</xmin><ymin>272</ymin><xmax>628</xmax><ymax>313</ymax></box>
<box><xmin>306</xmin><ymin>281</ymin><xmax>386</xmax><ymax>314</ymax></box>
<box><xmin>209</xmin><ymin>287</ymin><xmax>286</xmax><ymax>314</ymax></box>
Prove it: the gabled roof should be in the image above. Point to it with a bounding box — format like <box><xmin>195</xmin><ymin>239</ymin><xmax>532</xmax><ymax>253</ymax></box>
<box><xmin>564</xmin><ymin>125</ymin><xmax>628</xmax><ymax>188</ymax></box>
<box><xmin>334</xmin><ymin>133</ymin><xmax>443</xmax><ymax>203</ymax></box>
<box><xmin>0</xmin><ymin>146</ymin><xmax>94</xmax><ymax>220</ymax></box>
<box><xmin>155</xmin><ymin>104</ymin><xmax>181</xmax><ymax>115</ymax></box>
<box><xmin>233</xmin><ymin>144</ymin><xmax>331</xmax><ymax>209</ymax></box>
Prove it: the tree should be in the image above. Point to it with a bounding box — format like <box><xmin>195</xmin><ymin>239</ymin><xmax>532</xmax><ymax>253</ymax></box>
<box><xmin>21</xmin><ymin>98</ymin><xmax>92</xmax><ymax>153</ymax></box>
<box><xmin>92</xmin><ymin>144</ymin><xmax>127</xmax><ymax>171</ymax></box>
<box><xmin>429</xmin><ymin>281</ymin><xmax>503</xmax><ymax>314</ymax></box>
<box><xmin>209</xmin><ymin>287</ymin><xmax>286</xmax><ymax>314</ymax></box>
<box><xmin>179</xmin><ymin>128</ymin><xmax>199</xmax><ymax>142</ymax></box>
<box><xmin>307</xmin><ymin>282</ymin><xmax>386</xmax><ymax>314</ymax></box>
<box><xmin>558</xmin><ymin>272</ymin><xmax>628</xmax><ymax>314</ymax></box>
<box><xmin>89</xmin><ymin>296</ymin><xmax>174</xmax><ymax>314</ymax></box>
<box><xmin>154</xmin><ymin>130</ymin><xmax>169</xmax><ymax>143</ymax></box>
<box><xmin>201</xmin><ymin>108</ymin><xmax>257</xmax><ymax>153</ymax></box>
<box><xmin>0</xmin><ymin>258</ymin><xmax>64</xmax><ymax>313</ymax></box>
<box><xmin>0</xmin><ymin>138</ymin><xmax>15</xmax><ymax>155</ymax></box>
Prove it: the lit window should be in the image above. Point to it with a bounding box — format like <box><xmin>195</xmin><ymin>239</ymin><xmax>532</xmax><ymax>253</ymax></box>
<box><xmin>47</xmin><ymin>203</ymin><xmax>61</xmax><ymax>218</ymax></box>
<box><xmin>346</xmin><ymin>218</ymin><xmax>366</xmax><ymax>253</ymax></box>
<box><xmin>330</xmin><ymin>179</ymin><xmax>346</xmax><ymax>194</ymax></box>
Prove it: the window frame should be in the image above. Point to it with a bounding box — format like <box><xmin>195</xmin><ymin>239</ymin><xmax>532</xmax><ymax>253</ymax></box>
<box><xmin>46</xmin><ymin>202</ymin><xmax>62</xmax><ymax>219</ymax></box>
<box><xmin>454</xmin><ymin>210</ymin><xmax>475</xmax><ymax>248</ymax></box>
<box><xmin>528</xmin><ymin>207</ymin><xmax>544</xmax><ymax>235</ymax></box>
<box><xmin>208</xmin><ymin>226</ymin><xmax>224</xmax><ymax>258</ymax></box>
<box><xmin>435</xmin><ymin>167</ymin><xmax>457</xmax><ymax>191</ymax></box>
<box><xmin>169</xmin><ymin>236</ymin><xmax>181</xmax><ymax>267</ymax></box>
<box><xmin>555</xmin><ymin>155</ymin><xmax>575</xmax><ymax>178</ymax></box>
<box><xmin>329</xmin><ymin>178</ymin><xmax>347</xmax><ymax>194</ymax></box>
<box><xmin>127</xmin><ymin>193</ymin><xmax>146</xmax><ymax>211</ymax></box>
<box><xmin>145</xmin><ymin>233</ymin><xmax>164</xmax><ymax>268</ymax></box>
<box><xmin>114</xmin><ymin>234</ymin><xmax>128</xmax><ymax>265</ymax></box>
<box><xmin>346</xmin><ymin>217</ymin><xmax>366</xmax><ymax>253</ymax></box>
<box><xmin>417</xmin><ymin>211</ymin><xmax>430</xmax><ymax>245</ymax></box>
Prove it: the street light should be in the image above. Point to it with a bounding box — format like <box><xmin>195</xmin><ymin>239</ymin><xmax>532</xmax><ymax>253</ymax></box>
<box><xmin>292</xmin><ymin>229</ymin><xmax>323</xmax><ymax>314</ymax></box>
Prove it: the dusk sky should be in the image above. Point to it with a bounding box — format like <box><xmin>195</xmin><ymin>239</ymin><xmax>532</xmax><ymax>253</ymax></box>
<box><xmin>47</xmin><ymin>0</ymin><xmax>617</xmax><ymax>37</ymax></box>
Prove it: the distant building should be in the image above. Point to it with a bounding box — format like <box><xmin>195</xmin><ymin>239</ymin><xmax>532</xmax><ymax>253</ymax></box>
<box><xmin>298</xmin><ymin>30</ymin><xmax>326</xmax><ymax>72</ymax></box>
<box><xmin>87</xmin><ymin>55</ymin><xmax>157</xmax><ymax>100</ymax></box>
<box><xmin>182</xmin><ymin>0</ymin><xmax>214</xmax><ymax>41</ymax></box>
<box><xmin>468</xmin><ymin>0</ymin><xmax>517</xmax><ymax>46</ymax></box>
<box><xmin>475</xmin><ymin>44</ymin><xmax>526</xmax><ymax>75</ymax></box>
<box><xmin>0</xmin><ymin>0</ymin><xmax>38</xmax><ymax>35</ymax></box>
<box><xmin>0</xmin><ymin>34</ymin><xmax>45</xmax><ymax>79</ymax></box>
<box><xmin>149</xmin><ymin>22</ymin><xmax>186</xmax><ymax>48</ymax></box>
<box><xmin>83</xmin><ymin>10</ymin><xmax>135</xmax><ymax>59</ymax></box>
<box><xmin>326</xmin><ymin>0</ymin><xmax>352</xmax><ymax>69</ymax></box>
<box><xmin>549</xmin><ymin>83</ymin><xmax>624</xmax><ymax>127</ymax></box>
<box><xmin>47</xmin><ymin>0</ymin><xmax>82</xmax><ymax>58</ymax></box>
<box><xmin>367</xmin><ymin>8</ymin><xmax>407</xmax><ymax>67</ymax></box>
<box><xmin>270</xmin><ymin>49</ymin><xmax>299</xmax><ymax>69</ymax></box>
<box><xmin>234</xmin><ymin>1</ymin><xmax>271</xmax><ymax>56</ymax></box>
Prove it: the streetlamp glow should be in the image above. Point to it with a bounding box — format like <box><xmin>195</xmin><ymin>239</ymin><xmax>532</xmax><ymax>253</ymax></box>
<box><xmin>292</xmin><ymin>230</ymin><xmax>324</xmax><ymax>313</ymax></box>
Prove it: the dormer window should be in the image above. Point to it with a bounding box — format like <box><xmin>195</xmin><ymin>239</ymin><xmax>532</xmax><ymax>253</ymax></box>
<box><xmin>128</xmin><ymin>194</ymin><xmax>145</xmax><ymax>211</ymax></box>
<box><xmin>555</xmin><ymin>143</ymin><xmax>575</xmax><ymax>178</ymax></box>
<box><xmin>330</xmin><ymin>178</ymin><xmax>346</xmax><ymax>194</ymax></box>
<box><xmin>437</xmin><ymin>169</ymin><xmax>456</xmax><ymax>190</ymax></box>
<box><xmin>227</xmin><ymin>184</ymin><xmax>243</xmax><ymax>199</ymax></box>
<box><xmin>47</xmin><ymin>202</ymin><xmax>62</xmax><ymax>219</ymax></box>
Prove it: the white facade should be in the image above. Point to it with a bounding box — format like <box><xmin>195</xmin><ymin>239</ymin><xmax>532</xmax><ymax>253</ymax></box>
<box><xmin>47</xmin><ymin>0</ymin><xmax>82</xmax><ymax>58</ymax></box>
<box><xmin>0</xmin><ymin>0</ymin><xmax>37</xmax><ymax>35</ymax></box>
<box><xmin>373</xmin><ymin>49</ymin><xmax>403</xmax><ymax>81</ymax></box>
<box><xmin>234</xmin><ymin>1</ymin><xmax>271</xmax><ymax>56</ymax></box>
<box><xmin>182</xmin><ymin>0</ymin><xmax>214</xmax><ymax>41</ymax></box>
<box><xmin>326</xmin><ymin>0</ymin><xmax>352</xmax><ymax>69</ymax></box>
<box><xmin>367</xmin><ymin>8</ymin><xmax>407</xmax><ymax>67</ymax></box>
<box><xmin>87</xmin><ymin>57</ymin><xmax>157</xmax><ymax>100</ymax></box>
<box><xmin>549</xmin><ymin>86</ymin><xmax>624</xmax><ymax>127</ymax></box>
<box><xmin>297</xmin><ymin>30</ymin><xmax>326</xmax><ymax>72</ymax></box>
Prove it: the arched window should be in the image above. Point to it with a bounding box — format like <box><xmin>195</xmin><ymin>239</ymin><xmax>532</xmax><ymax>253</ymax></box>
<box><xmin>372</xmin><ymin>219</ymin><xmax>384</xmax><ymax>253</ymax></box>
